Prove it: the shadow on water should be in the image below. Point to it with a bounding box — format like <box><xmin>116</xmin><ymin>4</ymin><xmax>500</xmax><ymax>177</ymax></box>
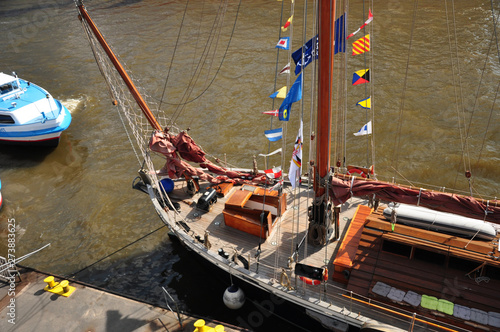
<box><xmin>71</xmin><ymin>236</ymin><xmax>334</xmax><ymax>332</ymax></box>
<box><xmin>0</xmin><ymin>145</ymin><xmax>56</xmax><ymax>168</ymax></box>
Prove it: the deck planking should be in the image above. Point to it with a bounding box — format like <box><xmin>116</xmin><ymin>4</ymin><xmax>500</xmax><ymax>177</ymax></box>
<box><xmin>164</xmin><ymin>179</ymin><xmax>365</xmax><ymax>302</ymax></box>
<box><xmin>162</xmin><ymin>179</ymin><xmax>496</xmax><ymax>331</ymax></box>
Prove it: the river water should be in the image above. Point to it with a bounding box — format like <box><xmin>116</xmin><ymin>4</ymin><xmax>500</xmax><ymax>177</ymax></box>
<box><xmin>0</xmin><ymin>0</ymin><xmax>498</xmax><ymax>331</ymax></box>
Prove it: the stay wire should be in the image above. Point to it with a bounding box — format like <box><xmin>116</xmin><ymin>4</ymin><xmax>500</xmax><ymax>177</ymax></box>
<box><xmin>188</xmin><ymin>0</ymin><xmax>230</xmax><ymax>129</ymax></box>
<box><xmin>157</xmin><ymin>0</ymin><xmax>190</xmax><ymax>121</ymax></box>
<box><xmin>392</xmin><ymin>0</ymin><xmax>418</xmax><ymax>172</ymax></box>
<box><xmin>444</xmin><ymin>0</ymin><xmax>469</xmax><ymax>191</ymax></box>
<box><xmin>167</xmin><ymin>0</ymin><xmax>242</xmax><ymax>126</ymax></box>
<box><xmin>459</xmin><ymin>9</ymin><xmax>500</xmax><ymax>191</ymax></box>
<box><xmin>267</xmin><ymin>0</ymin><xmax>285</xmax><ymax>160</ymax></box>
<box><xmin>472</xmin><ymin>5</ymin><xmax>500</xmax><ymax>190</ymax></box>
<box><xmin>492</xmin><ymin>0</ymin><xmax>500</xmax><ymax>66</ymax></box>
<box><xmin>179</xmin><ymin>0</ymin><xmax>228</xmax><ymax>125</ymax></box>
<box><xmin>271</xmin><ymin>0</ymin><xmax>285</xmax><ymax>283</ymax></box>
<box><xmin>80</xmin><ymin>18</ymin><xmax>143</xmax><ymax>165</ymax></box>
<box><xmin>169</xmin><ymin>0</ymin><xmax>227</xmax><ymax>125</ymax></box>
<box><xmin>68</xmin><ymin>224</ymin><xmax>167</xmax><ymax>278</ymax></box>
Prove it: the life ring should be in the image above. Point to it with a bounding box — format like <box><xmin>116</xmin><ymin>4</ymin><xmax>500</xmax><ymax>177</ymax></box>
<box><xmin>347</xmin><ymin>168</ymin><xmax>367</xmax><ymax>178</ymax></box>
<box><xmin>299</xmin><ymin>276</ymin><xmax>321</xmax><ymax>285</ymax></box>
<box><xmin>299</xmin><ymin>267</ymin><xmax>329</xmax><ymax>285</ymax></box>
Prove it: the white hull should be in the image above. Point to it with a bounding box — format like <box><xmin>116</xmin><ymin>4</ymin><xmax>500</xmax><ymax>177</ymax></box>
<box><xmin>0</xmin><ymin>131</ymin><xmax>62</xmax><ymax>143</ymax></box>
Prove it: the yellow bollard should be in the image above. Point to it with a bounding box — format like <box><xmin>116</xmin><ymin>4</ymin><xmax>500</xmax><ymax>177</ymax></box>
<box><xmin>44</xmin><ymin>276</ymin><xmax>57</xmax><ymax>289</ymax></box>
<box><xmin>193</xmin><ymin>319</ymin><xmax>205</xmax><ymax>332</ymax></box>
<box><xmin>214</xmin><ymin>325</ymin><xmax>225</xmax><ymax>332</ymax></box>
<box><xmin>60</xmin><ymin>280</ymin><xmax>70</xmax><ymax>293</ymax></box>
<box><xmin>43</xmin><ymin>277</ymin><xmax>76</xmax><ymax>297</ymax></box>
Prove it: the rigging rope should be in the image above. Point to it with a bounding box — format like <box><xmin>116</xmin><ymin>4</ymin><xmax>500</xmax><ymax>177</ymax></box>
<box><xmin>169</xmin><ymin>0</ymin><xmax>228</xmax><ymax>124</ymax></box>
<box><xmin>183</xmin><ymin>0</ymin><xmax>229</xmax><ymax>128</ymax></box>
<box><xmin>157</xmin><ymin>0</ymin><xmax>190</xmax><ymax>118</ymax></box>
<box><xmin>80</xmin><ymin>15</ymin><xmax>145</xmax><ymax>166</ymax></box>
<box><xmin>392</xmin><ymin>0</ymin><xmax>418</xmax><ymax>172</ymax></box>
<box><xmin>266</xmin><ymin>0</ymin><xmax>284</xmax><ymax>161</ymax></box>
<box><xmin>166</xmin><ymin>0</ymin><xmax>242</xmax><ymax>126</ymax></box>
<box><xmin>470</xmin><ymin>7</ymin><xmax>500</xmax><ymax>193</ymax></box>
<box><xmin>272</xmin><ymin>0</ymin><xmax>287</xmax><ymax>282</ymax></box>
<box><xmin>69</xmin><ymin>224</ymin><xmax>167</xmax><ymax>278</ymax></box>
<box><xmin>444</xmin><ymin>0</ymin><xmax>471</xmax><ymax>193</ymax></box>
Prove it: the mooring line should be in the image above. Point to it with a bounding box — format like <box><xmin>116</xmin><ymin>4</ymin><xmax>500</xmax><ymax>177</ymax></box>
<box><xmin>69</xmin><ymin>224</ymin><xmax>167</xmax><ymax>278</ymax></box>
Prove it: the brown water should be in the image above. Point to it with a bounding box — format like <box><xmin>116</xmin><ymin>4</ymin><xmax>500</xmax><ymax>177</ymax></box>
<box><xmin>0</xmin><ymin>0</ymin><xmax>498</xmax><ymax>330</ymax></box>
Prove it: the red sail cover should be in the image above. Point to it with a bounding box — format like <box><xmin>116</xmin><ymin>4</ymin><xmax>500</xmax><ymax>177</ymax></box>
<box><xmin>149</xmin><ymin>130</ymin><xmax>268</xmax><ymax>185</ymax></box>
<box><xmin>329</xmin><ymin>176</ymin><xmax>500</xmax><ymax>224</ymax></box>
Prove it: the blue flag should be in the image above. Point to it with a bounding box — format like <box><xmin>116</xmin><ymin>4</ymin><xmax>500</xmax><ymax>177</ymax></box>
<box><xmin>292</xmin><ymin>35</ymin><xmax>318</xmax><ymax>75</ymax></box>
<box><xmin>334</xmin><ymin>13</ymin><xmax>346</xmax><ymax>54</ymax></box>
<box><xmin>264</xmin><ymin>127</ymin><xmax>283</xmax><ymax>141</ymax></box>
<box><xmin>279</xmin><ymin>73</ymin><xmax>303</xmax><ymax>121</ymax></box>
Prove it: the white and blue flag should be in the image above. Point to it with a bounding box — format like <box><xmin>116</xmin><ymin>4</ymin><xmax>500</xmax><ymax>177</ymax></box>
<box><xmin>353</xmin><ymin>121</ymin><xmax>372</xmax><ymax>136</ymax></box>
<box><xmin>264</xmin><ymin>128</ymin><xmax>283</xmax><ymax>141</ymax></box>
<box><xmin>276</xmin><ymin>37</ymin><xmax>290</xmax><ymax>50</ymax></box>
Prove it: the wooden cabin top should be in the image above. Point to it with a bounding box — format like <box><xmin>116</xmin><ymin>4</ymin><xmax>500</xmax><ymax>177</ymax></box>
<box><xmin>345</xmin><ymin>206</ymin><xmax>500</xmax><ymax>325</ymax></box>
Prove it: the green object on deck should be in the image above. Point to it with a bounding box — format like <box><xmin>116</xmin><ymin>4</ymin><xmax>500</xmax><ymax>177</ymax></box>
<box><xmin>437</xmin><ymin>299</ymin><xmax>454</xmax><ymax>315</ymax></box>
<box><xmin>420</xmin><ymin>295</ymin><xmax>438</xmax><ymax>310</ymax></box>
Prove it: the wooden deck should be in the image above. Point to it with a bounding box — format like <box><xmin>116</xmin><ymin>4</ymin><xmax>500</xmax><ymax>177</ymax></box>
<box><xmin>346</xmin><ymin>207</ymin><xmax>500</xmax><ymax>331</ymax></box>
<box><xmin>161</xmin><ymin>179</ymin><xmax>500</xmax><ymax>331</ymax></box>
<box><xmin>167</xmin><ymin>179</ymin><xmax>363</xmax><ymax>296</ymax></box>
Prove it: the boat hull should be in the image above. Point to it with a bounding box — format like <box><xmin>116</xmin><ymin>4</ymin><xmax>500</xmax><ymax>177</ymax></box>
<box><xmin>0</xmin><ymin>132</ymin><xmax>62</xmax><ymax>146</ymax></box>
<box><xmin>167</xmin><ymin>231</ymin><xmax>344</xmax><ymax>331</ymax></box>
<box><xmin>0</xmin><ymin>106</ymin><xmax>71</xmax><ymax>146</ymax></box>
<box><xmin>148</xmin><ymin>186</ymin><xmax>360</xmax><ymax>332</ymax></box>
<box><xmin>0</xmin><ymin>74</ymin><xmax>72</xmax><ymax>147</ymax></box>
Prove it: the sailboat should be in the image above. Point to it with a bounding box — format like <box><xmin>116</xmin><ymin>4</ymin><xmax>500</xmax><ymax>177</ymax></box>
<box><xmin>74</xmin><ymin>0</ymin><xmax>500</xmax><ymax>331</ymax></box>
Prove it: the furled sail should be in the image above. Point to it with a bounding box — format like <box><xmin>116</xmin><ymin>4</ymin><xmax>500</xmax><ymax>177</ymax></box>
<box><xmin>149</xmin><ymin>130</ymin><xmax>268</xmax><ymax>185</ymax></box>
<box><xmin>329</xmin><ymin>176</ymin><xmax>500</xmax><ymax>224</ymax></box>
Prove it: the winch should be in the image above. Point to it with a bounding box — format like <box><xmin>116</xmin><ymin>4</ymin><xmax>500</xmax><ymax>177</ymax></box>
<box><xmin>197</xmin><ymin>188</ymin><xmax>217</xmax><ymax>212</ymax></box>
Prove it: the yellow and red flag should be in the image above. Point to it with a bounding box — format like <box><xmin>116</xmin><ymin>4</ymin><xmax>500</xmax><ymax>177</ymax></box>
<box><xmin>281</xmin><ymin>16</ymin><xmax>293</xmax><ymax>32</ymax></box>
<box><xmin>352</xmin><ymin>34</ymin><xmax>370</xmax><ymax>55</ymax></box>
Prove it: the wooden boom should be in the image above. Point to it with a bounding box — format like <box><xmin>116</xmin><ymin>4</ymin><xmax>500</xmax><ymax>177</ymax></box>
<box><xmin>76</xmin><ymin>1</ymin><xmax>162</xmax><ymax>131</ymax></box>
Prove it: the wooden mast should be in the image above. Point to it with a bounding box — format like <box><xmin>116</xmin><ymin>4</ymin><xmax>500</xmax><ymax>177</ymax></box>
<box><xmin>75</xmin><ymin>1</ymin><xmax>162</xmax><ymax>131</ymax></box>
<box><xmin>316</xmin><ymin>0</ymin><xmax>335</xmax><ymax>193</ymax></box>
<box><xmin>309</xmin><ymin>0</ymin><xmax>336</xmax><ymax>244</ymax></box>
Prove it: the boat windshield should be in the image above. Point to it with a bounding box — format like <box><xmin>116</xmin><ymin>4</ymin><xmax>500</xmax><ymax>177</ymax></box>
<box><xmin>0</xmin><ymin>81</ymin><xmax>19</xmax><ymax>95</ymax></box>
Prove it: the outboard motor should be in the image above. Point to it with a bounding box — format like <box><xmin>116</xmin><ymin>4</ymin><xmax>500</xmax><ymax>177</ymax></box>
<box><xmin>197</xmin><ymin>188</ymin><xmax>217</xmax><ymax>212</ymax></box>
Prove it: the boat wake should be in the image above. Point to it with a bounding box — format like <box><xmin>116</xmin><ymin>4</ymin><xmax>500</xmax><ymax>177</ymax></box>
<box><xmin>61</xmin><ymin>98</ymin><xmax>85</xmax><ymax>114</ymax></box>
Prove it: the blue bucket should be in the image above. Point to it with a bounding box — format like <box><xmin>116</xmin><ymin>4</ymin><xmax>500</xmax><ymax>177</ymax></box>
<box><xmin>159</xmin><ymin>178</ymin><xmax>174</xmax><ymax>193</ymax></box>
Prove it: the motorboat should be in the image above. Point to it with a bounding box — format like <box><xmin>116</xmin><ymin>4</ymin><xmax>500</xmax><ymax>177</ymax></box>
<box><xmin>0</xmin><ymin>72</ymin><xmax>71</xmax><ymax>146</ymax></box>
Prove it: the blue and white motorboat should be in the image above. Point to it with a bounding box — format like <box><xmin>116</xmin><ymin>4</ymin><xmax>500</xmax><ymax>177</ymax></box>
<box><xmin>0</xmin><ymin>72</ymin><xmax>71</xmax><ymax>146</ymax></box>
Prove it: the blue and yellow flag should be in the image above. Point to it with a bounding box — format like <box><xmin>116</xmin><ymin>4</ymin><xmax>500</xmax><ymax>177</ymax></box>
<box><xmin>356</xmin><ymin>96</ymin><xmax>371</xmax><ymax>109</ymax></box>
<box><xmin>269</xmin><ymin>86</ymin><xmax>287</xmax><ymax>99</ymax></box>
<box><xmin>279</xmin><ymin>73</ymin><xmax>302</xmax><ymax>121</ymax></box>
